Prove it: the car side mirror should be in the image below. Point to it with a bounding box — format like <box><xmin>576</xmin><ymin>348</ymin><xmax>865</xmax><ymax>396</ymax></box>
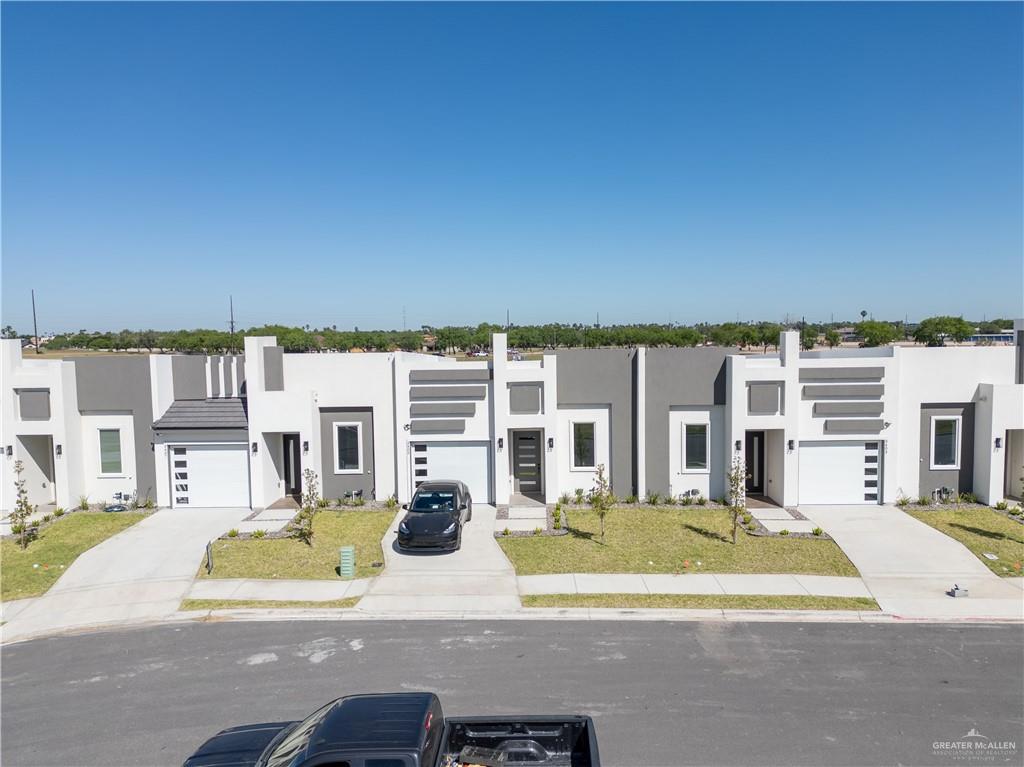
<box><xmin>401</xmin><ymin>503</ymin><xmax>408</xmax><ymax>510</ymax></box>
<box><xmin>459</xmin><ymin>503</ymin><xmax>468</xmax><ymax>511</ymax></box>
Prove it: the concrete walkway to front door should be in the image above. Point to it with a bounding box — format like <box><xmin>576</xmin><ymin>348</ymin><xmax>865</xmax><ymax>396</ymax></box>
<box><xmin>357</xmin><ymin>504</ymin><xmax>520</xmax><ymax>614</ymax></box>
<box><xmin>800</xmin><ymin>505</ymin><xmax>1023</xmax><ymax>620</ymax></box>
<box><xmin>1</xmin><ymin>507</ymin><xmax>249</xmax><ymax>643</ymax></box>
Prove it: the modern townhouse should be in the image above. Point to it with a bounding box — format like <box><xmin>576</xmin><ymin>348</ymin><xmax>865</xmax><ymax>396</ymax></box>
<box><xmin>2</xmin><ymin>323</ymin><xmax>1021</xmax><ymax>513</ymax></box>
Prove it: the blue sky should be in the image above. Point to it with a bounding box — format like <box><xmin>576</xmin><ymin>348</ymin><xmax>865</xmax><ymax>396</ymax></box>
<box><xmin>2</xmin><ymin>2</ymin><xmax>1021</xmax><ymax>332</ymax></box>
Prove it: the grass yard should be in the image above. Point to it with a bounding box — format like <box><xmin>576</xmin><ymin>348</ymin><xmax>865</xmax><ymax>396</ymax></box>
<box><xmin>198</xmin><ymin>509</ymin><xmax>396</xmax><ymax>580</ymax></box>
<box><xmin>181</xmin><ymin>597</ymin><xmax>360</xmax><ymax>611</ymax></box>
<box><xmin>522</xmin><ymin>594</ymin><xmax>879</xmax><ymax>610</ymax></box>
<box><xmin>499</xmin><ymin>507</ymin><xmax>859</xmax><ymax>576</ymax></box>
<box><xmin>1</xmin><ymin>512</ymin><xmax>147</xmax><ymax>601</ymax></box>
<box><xmin>907</xmin><ymin>507</ymin><xmax>1024</xmax><ymax>576</ymax></box>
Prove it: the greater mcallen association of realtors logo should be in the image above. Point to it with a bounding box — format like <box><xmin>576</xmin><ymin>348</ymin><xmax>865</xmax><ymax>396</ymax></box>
<box><xmin>933</xmin><ymin>728</ymin><xmax>1018</xmax><ymax>761</ymax></box>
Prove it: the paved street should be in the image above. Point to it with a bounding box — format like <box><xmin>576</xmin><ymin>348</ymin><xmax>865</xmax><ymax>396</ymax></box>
<box><xmin>2</xmin><ymin>620</ymin><xmax>1021</xmax><ymax>767</ymax></box>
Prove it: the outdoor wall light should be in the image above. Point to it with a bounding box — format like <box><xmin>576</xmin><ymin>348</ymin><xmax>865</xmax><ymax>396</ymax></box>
<box><xmin>251</xmin><ymin>442</ymin><xmax>258</xmax><ymax>454</ymax></box>
<box><xmin>55</xmin><ymin>444</ymin><xmax>63</xmax><ymax>457</ymax></box>
<box><xmin>497</xmin><ymin>437</ymin><xmax>504</xmax><ymax>449</ymax></box>
<box><xmin>995</xmin><ymin>437</ymin><xmax>1002</xmax><ymax>449</ymax></box>
<box><xmin>547</xmin><ymin>437</ymin><xmax>554</xmax><ymax>449</ymax></box>
<box><xmin>734</xmin><ymin>440</ymin><xmax>742</xmax><ymax>451</ymax></box>
<box><xmin>302</xmin><ymin>440</ymin><xmax>309</xmax><ymax>453</ymax></box>
<box><xmin>4</xmin><ymin>445</ymin><xmax>11</xmax><ymax>457</ymax></box>
<box><xmin>788</xmin><ymin>439</ymin><xmax>795</xmax><ymax>451</ymax></box>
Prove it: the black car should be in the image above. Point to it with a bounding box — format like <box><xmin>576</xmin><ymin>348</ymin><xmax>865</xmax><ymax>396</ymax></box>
<box><xmin>396</xmin><ymin>480</ymin><xmax>472</xmax><ymax>551</ymax></box>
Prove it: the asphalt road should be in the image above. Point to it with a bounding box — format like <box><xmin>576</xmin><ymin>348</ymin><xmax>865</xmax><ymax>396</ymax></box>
<box><xmin>2</xmin><ymin>620</ymin><xmax>1022</xmax><ymax>767</ymax></box>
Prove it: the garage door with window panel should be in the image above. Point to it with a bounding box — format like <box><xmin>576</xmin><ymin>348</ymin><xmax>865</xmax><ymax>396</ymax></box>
<box><xmin>411</xmin><ymin>441</ymin><xmax>491</xmax><ymax>503</ymax></box>
<box><xmin>170</xmin><ymin>444</ymin><xmax>251</xmax><ymax>508</ymax></box>
<box><xmin>798</xmin><ymin>441</ymin><xmax>882</xmax><ymax>505</ymax></box>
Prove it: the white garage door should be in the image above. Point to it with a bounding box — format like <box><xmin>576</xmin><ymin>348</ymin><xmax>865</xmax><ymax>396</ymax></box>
<box><xmin>171</xmin><ymin>444</ymin><xmax>250</xmax><ymax>508</ymax></box>
<box><xmin>798</xmin><ymin>441</ymin><xmax>881</xmax><ymax>505</ymax></box>
<box><xmin>412</xmin><ymin>441</ymin><xmax>491</xmax><ymax>503</ymax></box>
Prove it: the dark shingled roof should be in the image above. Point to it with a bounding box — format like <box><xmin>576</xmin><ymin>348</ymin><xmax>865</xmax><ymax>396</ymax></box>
<box><xmin>153</xmin><ymin>398</ymin><xmax>248</xmax><ymax>430</ymax></box>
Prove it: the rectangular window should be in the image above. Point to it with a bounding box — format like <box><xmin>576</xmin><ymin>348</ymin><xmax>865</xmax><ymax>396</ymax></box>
<box><xmin>334</xmin><ymin>422</ymin><xmax>363</xmax><ymax>473</ymax></box>
<box><xmin>931</xmin><ymin>416</ymin><xmax>960</xmax><ymax>469</ymax></box>
<box><xmin>98</xmin><ymin>429</ymin><xmax>122</xmax><ymax>474</ymax></box>
<box><xmin>683</xmin><ymin>423</ymin><xmax>709</xmax><ymax>471</ymax></box>
<box><xmin>571</xmin><ymin>422</ymin><xmax>596</xmax><ymax>469</ymax></box>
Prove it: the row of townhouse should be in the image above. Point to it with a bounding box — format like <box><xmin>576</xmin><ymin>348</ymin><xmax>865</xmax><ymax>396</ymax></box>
<box><xmin>2</xmin><ymin>324</ymin><xmax>1022</xmax><ymax>513</ymax></box>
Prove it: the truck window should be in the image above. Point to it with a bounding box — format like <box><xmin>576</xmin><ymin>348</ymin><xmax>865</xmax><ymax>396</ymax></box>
<box><xmin>261</xmin><ymin>700</ymin><xmax>337</xmax><ymax>767</ymax></box>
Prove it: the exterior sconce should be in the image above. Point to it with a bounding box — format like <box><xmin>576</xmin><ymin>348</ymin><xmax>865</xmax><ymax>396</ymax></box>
<box><xmin>787</xmin><ymin>440</ymin><xmax>795</xmax><ymax>451</ymax></box>
<box><xmin>55</xmin><ymin>444</ymin><xmax>63</xmax><ymax>457</ymax></box>
<box><xmin>547</xmin><ymin>437</ymin><xmax>554</xmax><ymax>449</ymax></box>
<box><xmin>995</xmin><ymin>437</ymin><xmax>1002</xmax><ymax>449</ymax></box>
<box><xmin>251</xmin><ymin>442</ymin><xmax>258</xmax><ymax>454</ymax></box>
<box><xmin>302</xmin><ymin>440</ymin><xmax>309</xmax><ymax>454</ymax></box>
<box><xmin>5</xmin><ymin>445</ymin><xmax>11</xmax><ymax>457</ymax></box>
<box><xmin>497</xmin><ymin>437</ymin><xmax>504</xmax><ymax>449</ymax></box>
<box><xmin>734</xmin><ymin>440</ymin><xmax>742</xmax><ymax>452</ymax></box>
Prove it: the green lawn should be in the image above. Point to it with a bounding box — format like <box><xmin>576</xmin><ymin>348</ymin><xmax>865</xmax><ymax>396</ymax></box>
<box><xmin>522</xmin><ymin>594</ymin><xmax>879</xmax><ymax>610</ymax></box>
<box><xmin>181</xmin><ymin>597</ymin><xmax>361</xmax><ymax>611</ymax></box>
<box><xmin>1</xmin><ymin>512</ymin><xmax>147</xmax><ymax>601</ymax></box>
<box><xmin>199</xmin><ymin>509</ymin><xmax>396</xmax><ymax>580</ymax></box>
<box><xmin>908</xmin><ymin>507</ymin><xmax>1024</xmax><ymax>576</ymax></box>
<box><xmin>499</xmin><ymin>507</ymin><xmax>858</xmax><ymax>576</ymax></box>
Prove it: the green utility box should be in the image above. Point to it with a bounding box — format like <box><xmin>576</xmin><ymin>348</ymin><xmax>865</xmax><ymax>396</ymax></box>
<box><xmin>339</xmin><ymin>545</ymin><xmax>356</xmax><ymax>578</ymax></box>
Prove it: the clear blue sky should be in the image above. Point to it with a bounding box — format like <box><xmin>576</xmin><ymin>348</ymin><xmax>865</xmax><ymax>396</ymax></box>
<box><xmin>2</xmin><ymin>2</ymin><xmax>1021</xmax><ymax>333</ymax></box>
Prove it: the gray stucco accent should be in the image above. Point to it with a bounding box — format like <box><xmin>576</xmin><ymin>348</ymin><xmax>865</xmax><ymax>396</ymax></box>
<box><xmin>509</xmin><ymin>383</ymin><xmax>542</xmax><ymax>414</ymax></box>
<box><xmin>555</xmin><ymin>349</ymin><xmax>637</xmax><ymax>496</ymax></box>
<box><xmin>153</xmin><ymin>398</ymin><xmax>248</xmax><ymax>430</ymax></box>
<box><xmin>409</xmin><ymin>369</ymin><xmax>490</xmax><ymax>383</ymax></box>
<box><xmin>409</xmin><ymin>385</ymin><xmax>487</xmax><ymax>400</ymax></box>
<box><xmin>320</xmin><ymin>407</ymin><xmax>375</xmax><ymax>500</ymax></box>
<box><xmin>263</xmin><ymin>347</ymin><xmax>284</xmax><ymax>392</ymax></box>
<box><xmin>1016</xmin><ymin>329</ymin><xmax>1023</xmax><ymax>385</ymax></box>
<box><xmin>802</xmin><ymin>384</ymin><xmax>884</xmax><ymax>399</ymax></box>
<box><xmin>645</xmin><ymin>347</ymin><xmax>733</xmax><ymax>496</ymax></box>
<box><xmin>74</xmin><ymin>357</ymin><xmax>156</xmax><ymax>501</ymax></box>
<box><xmin>813</xmin><ymin>401</ymin><xmax>884</xmax><ymax>417</ymax></box>
<box><xmin>920</xmin><ymin>403</ymin><xmax>975</xmax><ymax>495</ymax></box>
<box><xmin>410</xmin><ymin>402</ymin><xmax>476</xmax><ymax>417</ymax></box>
<box><xmin>747</xmin><ymin>382</ymin><xmax>781</xmax><ymax>415</ymax></box>
<box><xmin>172</xmin><ymin>356</ymin><xmax>208</xmax><ymax>400</ymax></box>
<box><xmin>799</xmin><ymin>367</ymin><xmax>885</xmax><ymax>382</ymax></box>
<box><xmin>409</xmin><ymin>419</ymin><xmax>466</xmax><ymax>434</ymax></box>
<box><xmin>823</xmin><ymin>419</ymin><xmax>885</xmax><ymax>434</ymax></box>
<box><xmin>209</xmin><ymin>357</ymin><xmax>220</xmax><ymax>398</ymax></box>
<box><xmin>17</xmin><ymin>389</ymin><xmax>50</xmax><ymax>420</ymax></box>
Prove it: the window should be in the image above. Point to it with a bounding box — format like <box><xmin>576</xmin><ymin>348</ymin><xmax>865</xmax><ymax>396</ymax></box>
<box><xmin>98</xmin><ymin>429</ymin><xmax>122</xmax><ymax>475</ymax></box>
<box><xmin>930</xmin><ymin>416</ymin><xmax>960</xmax><ymax>469</ymax></box>
<box><xmin>683</xmin><ymin>423</ymin><xmax>709</xmax><ymax>471</ymax></box>
<box><xmin>333</xmin><ymin>422</ymin><xmax>363</xmax><ymax>473</ymax></box>
<box><xmin>571</xmin><ymin>422</ymin><xmax>596</xmax><ymax>469</ymax></box>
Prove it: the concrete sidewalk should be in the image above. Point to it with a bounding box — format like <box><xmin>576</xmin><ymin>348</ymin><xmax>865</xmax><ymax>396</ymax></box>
<box><xmin>518</xmin><ymin>573</ymin><xmax>873</xmax><ymax>598</ymax></box>
<box><xmin>800</xmin><ymin>505</ymin><xmax>1024</xmax><ymax>620</ymax></box>
<box><xmin>1</xmin><ymin>507</ymin><xmax>249</xmax><ymax>643</ymax></box>
<box><xmin>188</xmin><ymin>577</ymin><xmax>371</xmax><ymax>601</ymax></box>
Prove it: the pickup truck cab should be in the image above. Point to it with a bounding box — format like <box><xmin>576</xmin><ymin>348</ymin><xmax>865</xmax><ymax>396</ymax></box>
<box><xmin>183</xmin><ymin>692</ymin><xmax>599</xmax><ymax>767</ymax></box>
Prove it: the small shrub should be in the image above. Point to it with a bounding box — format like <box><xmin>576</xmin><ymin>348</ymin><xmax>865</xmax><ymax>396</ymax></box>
<box><xmin>533</xmin><ymin>526</ymin><xmax>543</xmax><ymax>536</ymax></box>
<box><xmin>959</xmin><ymin>492</ymin><xmax>977</xmax><ymax>504</ymax></box>
<box><xmin>663</xmin><ymin>495</ymin><xmax>677</xmax><ymax>506</ymax></box>
<box><xmin>747</xmin><ymin>521</ymin><xmax>757</xmax><ymax>531</ymax></box>
<box><xmin>251</xmin><ymin>529</ymin><xmax>267</xmax><ymax>539</ymax></box>
<box><xmin>143</xmin><ymin>497</ymin><xmax>155</xmax><ymax>509</ymax></box>
<box><xmin>53</xmin><ymin>507</ymin><xmax>65</xmax><ymax>517</ymax></box>
<box><xmin>779</xmin><ymin>528</ymin><xmax>790</xmax><ymax>536</ymax></box>
<box><xmin>334</xmin><ymin>497</ymin><xmax>346</xmax><ymax>508</ymax></box>
<box><xmin>741</xmin><ymin>513</ymin><xmax>752</xmax><ymax>524</ymax></box>
<box><xmin>352</xmin><ymin>497</ymin><xmax>366</xmax><ymax>507</ymax></box>
<box><xmin>624</xmin><ymin>494</ymin><xmax>638</xmax><ymax>505</ymax></box>
<box><xmin>29</xmin><ymin>520</ymin><xmax>40</xmax><ymax>528</ymax></box>
<box><xmin>317</xmin><ymin>497</ymin><xmax>331</xmax><ymax>509</ymax></box>
<box><xmin>226</xmin><ymin>528</ymin><xmax>239</xmax><ymax>537</ymax></box>
<box><xmin>573</xmin><ymin>488</ymin><xmax>586</xmax><ymax>504</ymax></box>
<box><xmin>1009</xmin><ymin>506</ymin><xmax>1022</xmax><ymax>516</ymax></box>
<box><xmin>385</xmin><ymin>495</ymin><xmax>398</xmax><ymax>509</ymax></box>
<box><xmin>10</xmin><ymin>523</ymin><xmax>25</xmax><ymax>535</ymax></box>
<box><xmin>502</xmin><ymin>527</ymin><xmax>511</xmax><ymax>536</ymax></box>
<box><xmin>559</xmin><ymin>492</ymin><xmax>572</xmax><ymax>506</ymax></box>
<box><xmin>553</xmin><ymin>515</ymin><xmax>562</xmax><ymax>530</ymax></box>
<box><xmin>917</xmin><ymin>495</ymin><xmax>932</xmax><ymax>506</ymax></box>
<box><xmin>678</xmin><ymin>495</ymin><xmax>691</xmax><ymax>506</ymax></box>
<box><xmin>812</xmin><ymin>527</ymin><xmax>823</xmax><ymax>536</ymax></box>
<box><xmin>696</xmin><ymin>495</ymin><xmax>707</xmax><ymax>506</ymax></box>
<box><xmin>645</xmin><ymin>492</ymin><xmax>661</xmax><ymax>506</ymax></box>
<box><xmin>895</xmin><ymin>494</ymin><xmax>911</xmax><ymax>507</ymax></box>
<box><xmin>78</xmin><ymin>495</ymin><xmax>90</xmax><ymax>511</ymax></box>
<box><xmin>995</xmin><ymin>501</ymin><xmax>1009</xmax><ymax>511</ymax></box>
<box><xmin>41</xmin><ymin>514</ymin><xmax>52</xmax><ymax>523</ymax></box>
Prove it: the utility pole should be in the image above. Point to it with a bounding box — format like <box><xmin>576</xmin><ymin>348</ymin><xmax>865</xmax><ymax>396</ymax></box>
<box><xmin>506</xmin><ymin>308</ymin><xmax>510</xmax><ymax>332</ymax></box>
<box><xmin>31</xmin><ymin>289</ymin><xmax>40</xmax><ymax>354</ymax></box>
<box><xmin>228</xmin><ymin>296</ymin><xmax>237</xmax><ymax>353</ymax></box>
<box><xmin>402</xmin><ymin>306</ymin><xmax>407</xmax><ymax>331</ymax></box>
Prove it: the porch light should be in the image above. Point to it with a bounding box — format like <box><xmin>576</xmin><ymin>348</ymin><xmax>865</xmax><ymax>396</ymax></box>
<box><xmin>4</xmin><ymin>445</ymin><xmax>11</xmax><ymax>457</ymax></box>
<box><xmin>251</xmin><ymin>442</ymin><xmax>258</xmax><ymax>454</ymax></box>
<box><xmin>55</xmin><ymin>444</ymin><xmax>62</xmax><ymax>457</ymax></box>
<box><xmin>302</xmin><ymin>440</ymin><xmax>309</xmax><ymax>453</ymax></box>
<box><xmin>547</xmin><ymin>437</ymin><xmax>554</xmax><ymax>449</ymax></box>
<box><xmin>995</xmin><ymin>437</ymin><xmax>1002</xmax><ymax>449</ymax></box>
<box><xmin>734</xmin><ymin>440</ymin><xmax>742</xmax><ymax>452</ymax></box>
<box><xmin>497</xmin><ymin>437</ymin><xmax>503</xmax><ymax>449</ymax></box>
<box><xmin>788</xmin><ymin>440</ymin><xmax>795</xmax><ymax>451</ymax></box>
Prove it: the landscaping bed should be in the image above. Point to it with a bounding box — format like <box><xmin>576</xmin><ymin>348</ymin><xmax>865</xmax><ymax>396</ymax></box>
<box><xmin>521</xmin><ymin>594</ymin><xmax>879</xmax><ymax>611</ymax></box>
<box><xmin>907</xmin><ymin>506</ymin><xmax>1023</xmax><ymax>576</ymax></box>
<box><xmin>1</xmin><ymin>511</ymin><xmax>147</xmax><ymax>601</ymax></box>
<box><xmin>181</xmin><ymin>597</ymin><xmax>360</xmax><ymax>611</ymax></box>
<box><xmin>198</xmin><ymin>509</ymin><xmax>396</xmax><ymax>580</ymax></box>
<box><xmin>498</xmin><ymin>507</ymin><xmax>859</xmax><ymax>576</ymax></box>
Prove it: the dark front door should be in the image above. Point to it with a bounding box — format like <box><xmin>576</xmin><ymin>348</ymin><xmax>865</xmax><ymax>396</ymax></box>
<box><xmin>512</xmin><ymin>431</ymin><xmax>542</xmax><ymax>495</ymax></box>
<box><xmin>745</xmin><ymin>431</ymin><xmax>765</xmax><ymax>494</ymax></box>
<box><xmin>282</xmin><ymin>434</ymin><xmax>301</xmax><ymax>497</ymax></box>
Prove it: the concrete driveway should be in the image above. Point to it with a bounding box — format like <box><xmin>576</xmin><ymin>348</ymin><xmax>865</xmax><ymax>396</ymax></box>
<box><xmin>357</xmin><ymin>504</ymin><xmax>520</xmax><ymax>614</ymax></box>
<box><xmin>800</xmin><ymin>505</ymin><xmax>1023</xmax><ymax>620</ymax></box>
<box><xmin>1</xmin><ymin>507</ymin><xmax>249</xmax><ymax>642</ymax></box>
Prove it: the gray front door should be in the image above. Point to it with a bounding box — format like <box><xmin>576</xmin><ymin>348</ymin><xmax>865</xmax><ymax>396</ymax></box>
<box><xmin>512</xmin><ymin>431</ymin><xmax>542</xmax><ymax>494</ymax></box>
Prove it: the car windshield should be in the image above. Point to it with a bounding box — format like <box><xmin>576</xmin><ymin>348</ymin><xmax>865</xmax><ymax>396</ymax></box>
<box><xmin>411</xmin><ymin>491</ymin><xmax>456</xmax><ymax>512</ymax></box>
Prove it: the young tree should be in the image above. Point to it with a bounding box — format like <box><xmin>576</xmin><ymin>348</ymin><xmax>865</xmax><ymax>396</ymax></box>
<box><xmin>290</xmin><ymin>468</ymin><xmax>321</xmax><ymax>545</ymax></box>
<box><xmin>913</xmin><ymin>316</ymin><xmax>975</xmax><ymax>346</ymax></box>
<box><xmin>800</xmin><ymin>326</ymin><xmax>818</xmax><ymax>350</ymax></box>
<box><xmin>589</xmin><ymin>464</ymin><xmax>614</xmax><ymax>541</ymax></box>
<box><xmin>10</xmin><ymin>460</ymin><xmax>38</xmax><ymax>550</ymax></box>
<box><xmin>824</xmin><ymin>328</ymin><xmax>841</xmax><ymax>348</ymax></box>
<box><xmin>857</xmin><ymin>320</ymin><xmax>899</xmax><ymax>347</ymax></box>
<box><xmin>725</xmin><ymin>454</ymin><xmax>749</xmax><ymax>545</ymax></box>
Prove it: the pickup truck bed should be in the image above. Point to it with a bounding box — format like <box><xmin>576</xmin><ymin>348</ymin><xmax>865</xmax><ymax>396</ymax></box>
<box><xmin>438</xmin><ymin>716</ymin><xmax>598</xmax><ymax>767</ymax></box>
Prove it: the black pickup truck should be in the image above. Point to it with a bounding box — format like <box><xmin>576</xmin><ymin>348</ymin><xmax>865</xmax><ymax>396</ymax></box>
<box><xmin>183</xmin><ymin>692</ymin><xmax>599</xmax><ymax>767</ymax></box>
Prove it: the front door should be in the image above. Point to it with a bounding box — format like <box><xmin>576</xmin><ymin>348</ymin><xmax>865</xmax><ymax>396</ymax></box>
<box><xmin>282</xmin><ymin>434</ymin><xmax>301</xmax><ymax>497</ymax></box>
<box><xmin>745</xmin><ymin>431</ymin><xmax>765</xmax><ymax>494</ymax></box>
<box><xmin>512</xmin><ymin>431</ymin><xmax>542</xmax><ymax>495</ymax></box>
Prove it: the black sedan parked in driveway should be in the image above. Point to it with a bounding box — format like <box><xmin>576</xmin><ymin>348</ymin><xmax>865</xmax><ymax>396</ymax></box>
<box><xmin>396</xmin><ymin>480</ymin><xmax>472</xmax><ymax>551</ymax></box>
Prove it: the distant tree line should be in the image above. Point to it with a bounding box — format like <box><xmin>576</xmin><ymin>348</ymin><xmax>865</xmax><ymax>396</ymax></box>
<box><xmin>13</xmin><ymin>315</ymin><xmax>1017</xmax><ymax>354</ymax></box>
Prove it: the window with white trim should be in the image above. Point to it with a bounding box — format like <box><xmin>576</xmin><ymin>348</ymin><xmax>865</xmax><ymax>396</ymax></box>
<box><xmin>683</xmin><ymin>423</ymin><xmax>709</xmax><ymax>471</ymax></box>
<box><xmin>930</xmin><ymin>416</ymin><xmax>960</xmax><ymax>470</ymax></box>
<box><xmin>98</xmin><ymin>429</ymin><xmax>122</xmax><ymax>475</ymax></box>
<box><xmin>333</xmin><ymin>422</ymin><xmax>363</xmax><ymax>474</ymax></box>
<box><xmin>571</xmin><ymin>422</ymin><xmax>596</xmax><ymax>469</ymax></box>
